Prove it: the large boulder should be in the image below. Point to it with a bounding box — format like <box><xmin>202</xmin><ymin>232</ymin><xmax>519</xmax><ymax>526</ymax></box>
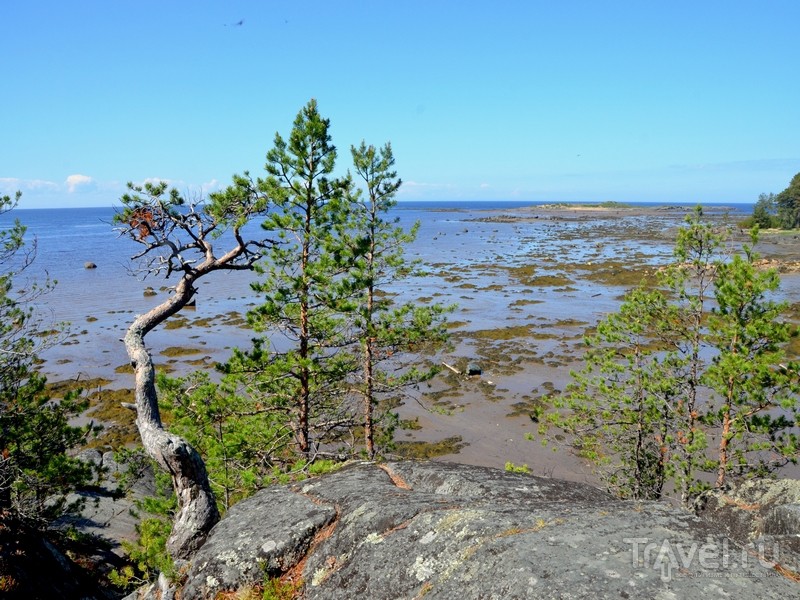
<box><xmin>177</xmin><ymin>461</ymin><xmax>799</xmax><ymax>599</ymax></box>
<box><xmin>695</xmin><ymin>478</ymin><xmax>800</xmax><ymax>573</ymax></box>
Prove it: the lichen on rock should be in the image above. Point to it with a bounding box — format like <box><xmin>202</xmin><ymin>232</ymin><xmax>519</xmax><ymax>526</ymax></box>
<box><xmin>171</xmin><ymin>461</ymin><xmax>800</xmax><ymax>598</ymax></box>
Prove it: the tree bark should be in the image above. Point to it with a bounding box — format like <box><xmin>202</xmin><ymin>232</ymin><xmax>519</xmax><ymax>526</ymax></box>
<box><xmin>124</xmin><ymin>276</ymin><xmax>220</xmax><ymax>559</ymax></box>
<box><xmin>364</xmin><ymin>232</ymin><xmax>376</xmax><ymax>459</ymax></box>
<box><xmin>363</xmin><ymin>337</ymin><xmax>375</xmax><ymax>459</ymax></box>
<box><xmin>716</xmin><ymin>403</ymin><xmax>732</xmax><ymax>489</ymax></box>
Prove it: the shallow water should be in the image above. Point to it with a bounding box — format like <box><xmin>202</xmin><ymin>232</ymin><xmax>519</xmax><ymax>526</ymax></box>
<box><xmin>10</xmin><ymin>201</ymin><xmax>800</xmax><ymax>482</ymax></box>
<box><xmin>8</xmin><ymin>203</ymin><xmax>693</xmax><ymax>382</ymax></box>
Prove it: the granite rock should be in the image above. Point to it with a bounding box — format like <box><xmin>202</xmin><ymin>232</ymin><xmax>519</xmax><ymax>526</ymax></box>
<box><xmin>176</xmin><ymin>461</ymin><xmax>799</xmax><ymax>599</ymax></box>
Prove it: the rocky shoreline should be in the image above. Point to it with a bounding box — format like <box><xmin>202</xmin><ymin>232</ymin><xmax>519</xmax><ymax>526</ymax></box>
<box><xmin>136</xmin><ymin>462</ymin><xmax>800</xmax><ymax>598</ymax></box>
<box><xmin>15</xmin><ymin>203</ymin><xmax>800</xmax><ymax>598</ymax></box>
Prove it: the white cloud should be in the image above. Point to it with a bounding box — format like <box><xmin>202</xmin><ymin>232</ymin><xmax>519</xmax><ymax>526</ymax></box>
<box><xmin>142</xmin><ymin>177</ymin><xmax>172</xmax><ymax>186</ymax></box>
<box><xmin>201</xmin><ymin>179</ymin><xmax>221</xmax><ymax>193</ymax></box>
<box><xmin>65</xmin><ymin>174</ymin><xmax>94</xmax><ymax>193</ymax></box>
<box><xmin>0</xmin><ymin>177</ymin><xmax>59</xmax><ymax>193</ymax></box>
<box><xmin>480</xmin><ymin>183</ymin><xmax>490</xmax><ymax>189</ymax></box>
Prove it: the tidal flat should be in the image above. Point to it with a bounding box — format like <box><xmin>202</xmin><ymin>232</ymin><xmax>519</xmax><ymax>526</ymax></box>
<box><xmin>37</xmin><ymin>203</ymin><xmax>800</xmax><ymax>483</ymax></box>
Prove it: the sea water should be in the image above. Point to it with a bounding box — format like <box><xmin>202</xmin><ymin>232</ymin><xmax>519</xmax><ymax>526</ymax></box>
<box><xmin>0</xmin><ymin>200</ymin><xmax>752</xmax><ymax>383</ymax></box>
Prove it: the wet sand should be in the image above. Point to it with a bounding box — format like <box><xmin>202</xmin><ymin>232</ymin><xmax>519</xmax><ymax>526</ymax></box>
<box><xmin>38</xmin><ymin>203</ymin><xmax>800</xmax><ymax>485</ymax></box>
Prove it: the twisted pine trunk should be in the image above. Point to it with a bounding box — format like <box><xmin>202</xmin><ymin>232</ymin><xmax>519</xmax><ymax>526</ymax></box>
<box><xmin>124</xmin><ymin>276</ymin><xmax>220</xmax><ymax>559</ymax></box>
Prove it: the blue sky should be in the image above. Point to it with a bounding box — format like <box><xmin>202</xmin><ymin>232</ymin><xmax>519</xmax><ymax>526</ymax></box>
<box><xmin>2</xmin><ymin>1</ymin><xmax>798</xmax><ymax>209</ymax></box>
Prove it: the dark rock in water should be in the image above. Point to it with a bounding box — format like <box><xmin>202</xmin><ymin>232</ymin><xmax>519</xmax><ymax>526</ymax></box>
<box><xmin>84</xmin><ymin>262</ymin><xmax>97</xmax><ymax>269</ymax></box>
<box><xmin>466</xmin><ymin>362</ymin><xmax>481</xmax><ymax>376</ymax></box>
<box><xmin>175</xmin><ymin>461</ymin><xmax>798</xmax><ymax>599</ymax></box>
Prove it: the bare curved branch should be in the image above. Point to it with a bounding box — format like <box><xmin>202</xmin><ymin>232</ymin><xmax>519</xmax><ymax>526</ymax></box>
<box><xmin>118</xmin><ymin>181</ymin><xmax>273</xmax><ymax>559</ymax></box>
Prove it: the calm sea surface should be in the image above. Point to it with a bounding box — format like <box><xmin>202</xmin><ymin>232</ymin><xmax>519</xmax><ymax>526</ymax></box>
<box><xmin>2</xmin><ymin>200</ymin><xmax>753</xmax><ymax>290</ymax></box>
<box><xmin>1</xmin><ymin>200</ymin><xmax>753</xmax><ymax>383</ymax></box>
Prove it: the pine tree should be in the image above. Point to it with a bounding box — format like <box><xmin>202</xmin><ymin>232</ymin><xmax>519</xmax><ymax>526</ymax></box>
<box><xmin>751</xmin><ymin>193</ymin><xmax>778</xmax><ymax>229</ymax></box>
<box><xmin>156</xmin><ymin>371</ymin><xmax>295</xmax><ymax>513</ymax></box>
<box><xmin>704</xmin><ymin>230</ymin><xmax>799</xmax><ymax>486</ymax></box>
<box><xmin>776</xmin><ymin>172</ymin><xmax>800</xmax><ymax>229</ymax></box>
<box><xmin>544</xmin><ymin>287</ymin><xmax>675</xmax><ymax>500</ymax></box>
<box><xmin>656</xmin><ymin>207</ymin><xmax>728</xmax><ymax>502</ymax></box>
<box><xmin>115</xmin><ymin>176</ymin><xmax>270</xmax><ymax>561</ymax></box>
<box><xmin>233</xmin><ymin>99</ymin><xmax>357</xmax><ymax>458</ymax></box>
<box><xmin>345</xmin><ymin>141</ymin><xmax>452</xmax><ymax>457</ymax></box>
<box><xmin>540</xmin><ymin>208</ymin><xmax>799</xmax><ymax>503</ymax></box>
<box><xmin>0</xmin><ymin>192</ymin><xmax>95</xmax><ymax>525</ymax></box>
